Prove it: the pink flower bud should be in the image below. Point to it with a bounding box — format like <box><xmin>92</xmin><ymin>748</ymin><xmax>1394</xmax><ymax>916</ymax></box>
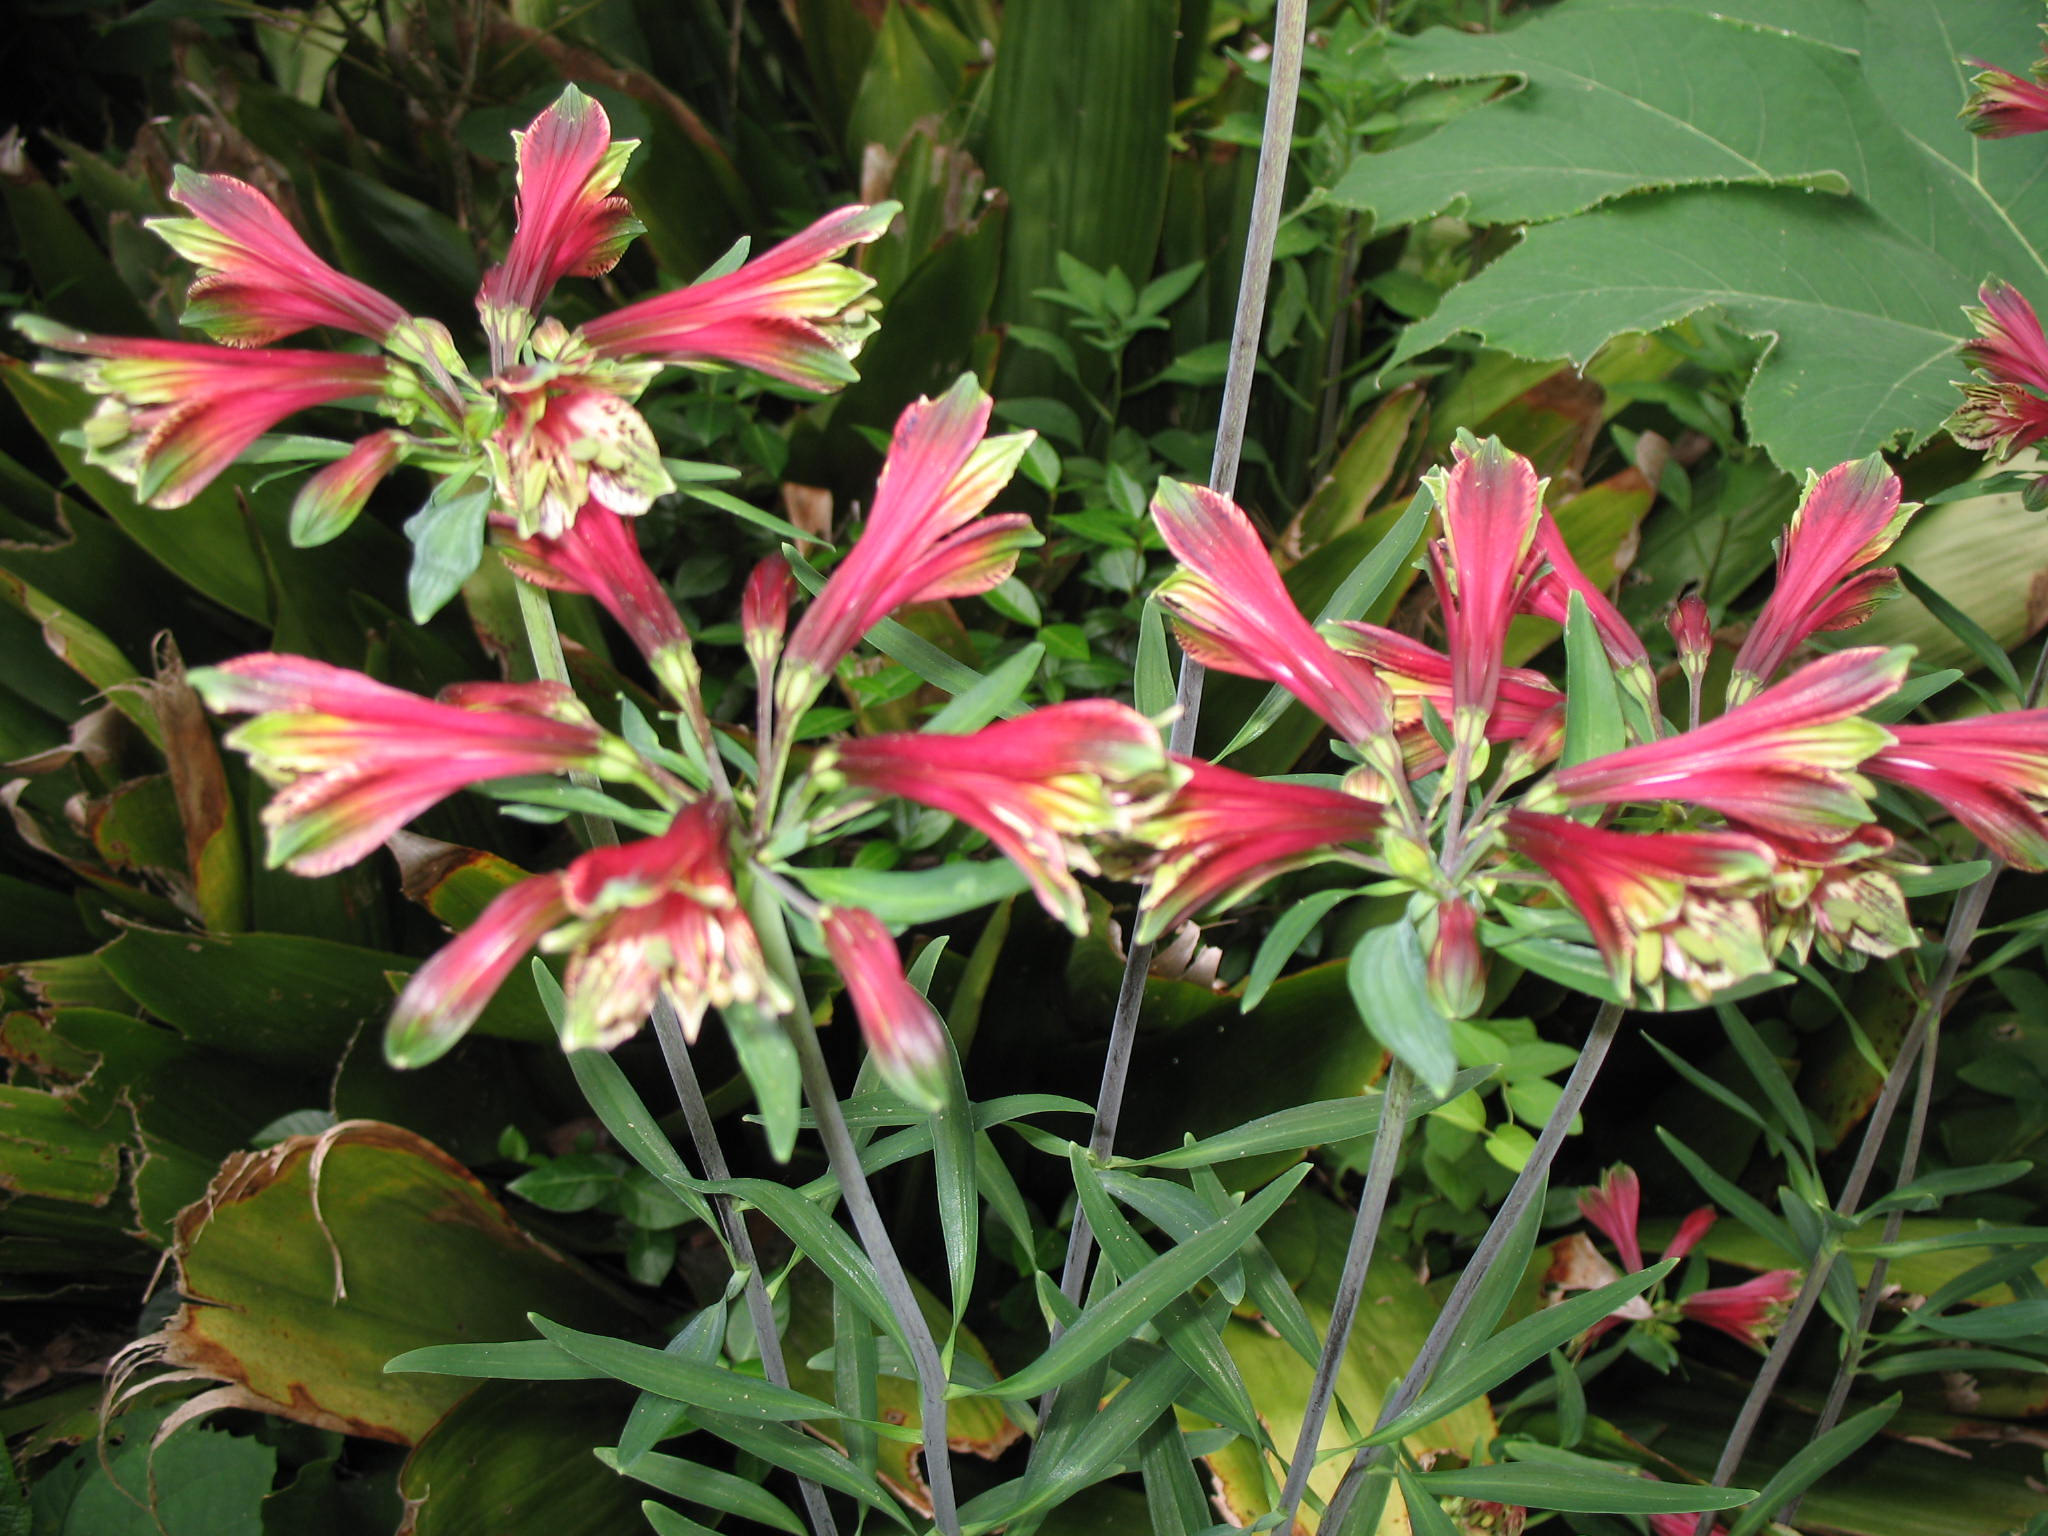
<box><xmin>1426</xmin><ymin>896</ymin><xmax>1486</xmax><ymax>1019</ymax></box>
<box><xmin>822</xmin><ymin>907</ymin><xmax>951</xmax><ymax>1112</ymax></box>
<box><xmin>743</xmin><ymin>554</ymin><xmax>794</xmax><ymax>675</ymax></box>
<box><xmin>1668</xmin><ymin>594</ymin><xmax>1713</xmax><ymax>679</ymax></box>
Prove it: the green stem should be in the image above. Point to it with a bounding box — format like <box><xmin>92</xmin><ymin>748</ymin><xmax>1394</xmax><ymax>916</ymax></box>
<box><xmin>513</xmin><ymin>575</ymin><xmax>837</xmax><ymax>1536</ymax></box>
<box><xmin>1322</xmin><ymin>1000</ymin><xmax>1627</xmax><ymax>1532</ymax></box>
<box><xmin>1277</xmin><ymin>1060</ymin><xmax>1414</xmax><ymax>1526</ymax></box>
<box><xmin>785</xmin><ymin>1009</ymin><xmax>963</xmax><ymax>1536</ymax></box>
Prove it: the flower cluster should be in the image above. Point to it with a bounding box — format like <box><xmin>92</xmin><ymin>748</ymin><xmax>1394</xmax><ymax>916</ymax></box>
<box><xmin>38</xmin><ymin>85</ymin><xmax>2048</xmax><ymax>1147</ymax></box>
<box><xmin>1551</xmin><ymin>1165</ymin><xmax>1799</xmax><ymax>1361</ymax></box>
<box><xmin>17</xmin><ymin>86</ymin><xmax>894</xmax><ymax>569</ymax></box>
<box><xmin>1127</xmin><ymin>432</ymin><xmax>2004</xmax><ymax>1010</ymax></box>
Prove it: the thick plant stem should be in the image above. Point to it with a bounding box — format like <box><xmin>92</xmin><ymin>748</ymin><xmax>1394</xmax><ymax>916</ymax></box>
<box><xmin>1708</xmin><ymin>641</ymin><xmax>2048</xmax><ymax>1530</ymax></box>
<box><xmin>1277</xmin><ymin>1061</ymin><xmax>1414</xmax><ymax>1526</ymax></box>
<box><xmin>785</xmin><ymin>1012</ymin><xmax>962</xmax><ymax>1536</ymax></box>
<box><xmin>514</xmin><ymin>576</ymin><xmax>837</xmax><ymax>1536</ymax></box>
<box><xmin>1051</xmin><ymin>0</ymin><xmax>1310</xmax><ymax>1325</ymax></box>
<box><xmin>1323</xmin><ymin>1001</ymin><xmax>1627</xmax><ymax>1532</ymax></box>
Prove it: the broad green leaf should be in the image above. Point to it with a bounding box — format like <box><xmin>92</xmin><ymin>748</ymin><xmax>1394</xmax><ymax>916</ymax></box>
<box><xmin>404</xmin><ymin>479</ymin><xmax>491</xmax><ymax>623</ymax></box>
<box><xmin>786</xmin><ymin>860</ymin><xmax>1033</xmax><ymax>925</ymax></box>
<box><xmin>1407</xmin><ymin>1463</ymin><xmax>1753</xmax><ymax>1514</ymax></box>
<box><xmin>1334</xmin><ymin>7</ymin><xmax>1859</xmax><ymax>231</ymax></box>
<box><xmin>1135</xmin><ymin>598</ymin><xmax>1175</xmax><ymax>719</ymax></box>
<box><xmin>144</xmin><ymin>1121</ymin><xmax>622</xmax><ymax>1444</ymax></box>
<box><xmin>29</xmin><ymin>1399</ymin><xmax>274</xmax><ymax>1536</ymax></box>
<box><xmin>1725</xmin><ymin>1395</ymin><xmax>1898</xmax><ymax>1536</ymax></box>
<box><xmin>982</xmin><ymin>1163</ymin><xmax>1310</xmax><ymax>1400</ymax></box>
<box><xmin>1348</xmin><ymin>920</ymin><xmax>1458</xmax><ymax>1096</ymax></box>
<box><xmin>0</xmin><ymin>362</ymin><xmax>271</xmax><ymax>622</ymax></box>
<box><xmin>397</xmin><ymin>1378</ymin><xmax>643</xmax><ymax>1536</ymax></box>
<box><xmin>1349</xmin><ymin>0</ymin><xmax>2048</xmax><ymax>471</ymax></box>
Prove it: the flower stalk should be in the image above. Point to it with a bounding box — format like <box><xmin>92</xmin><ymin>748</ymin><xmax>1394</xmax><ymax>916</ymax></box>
<box><xmin>1050</xmin><ymin>0</ymin><xmax>1312</xmax><ymax>1326</ymax></box>
<box><xmin>1322</xmin><ymin>1000</ymin><xmax>1630</xmax><ymax>1532</ymax></box>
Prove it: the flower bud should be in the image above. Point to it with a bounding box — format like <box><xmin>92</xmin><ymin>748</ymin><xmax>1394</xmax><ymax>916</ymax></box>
<box><xmin>743</xmin><ymin>554</ymin><xmax>794</xmax><ymax>678</ymax></box>
<box><xmin>1426</xmin><ymin>896</ymin><xmax>1486</xmax><ymax>1019</ymax></box>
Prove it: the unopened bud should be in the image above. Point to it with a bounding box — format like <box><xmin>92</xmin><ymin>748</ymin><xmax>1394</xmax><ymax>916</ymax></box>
<box><xmin>1669</xmin><ymin>594</ymin><xmax>1713</xmax><ymax>680</ymax></box>
<box><xmin>744</xmin><ymin>554</ymin><xmax>794</xmax><ymax>677</ymax></box>
<box><xmin>1427</xmin><ymin>896</ymin><xmax>1486</xmax><ymax>1019</ymax></box>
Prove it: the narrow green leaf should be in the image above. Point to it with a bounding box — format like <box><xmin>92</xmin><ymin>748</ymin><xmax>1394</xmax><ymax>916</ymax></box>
<box><xmin>1348</xmin><ymin>920</ymin><xmax>1458</xmax><ymax>1096</ymax></box>
<box><xmin>1374</xmin><ymin>1261</ymin><xmax>1676</xmax><ymax>1443</ymax></box>
<box><xmin>932</xmin><ymin>1038</ymin><xmax>980</xmax><ymax>1326</ymax></box>
<box><xmin>785</xmin><ymin>545</ymin><xmax>1014</xmax><ymax>707</ymax></box>
<box><xmin>1408</xmin><ymin>1464</ymin><xmax>1753</xmax><ymax>1514</ymax></box>
<box><xmin>640</xmin><ymin>1503</ymin><xmax>720</xmax><ymax>1536</ymax></box>
<box><xmin>690</xmin><ymin>1408</ymin><xmax>911</xmax><ymax>1529</ymax></box>
<box><xmin>1068</xmin><ymin>1147</ymin><xmax>1262</xmax><ymax>1439</ymax></box>
<box><xmin>1437</xmin><ymin>1172</ymin><xmax>1550</xmax><ymax>1368</ymax></box>
<box><xmin>1241</xmin><ymin>887</ymin><xmax>1356</xmax><ymax>1013</ymax></box>
<box><xmin>1897</xmin><ymin>566</ymin><xmax>2023</xmax><ymax>694</ymax></box>
<box><xmin>1139</xmin><ymin>1415</ymin><xmax>1212</xmax><ymax>1536</ymax></box>
<box><xmin>1656</xmin><ymin>1128</ymin><xmax>1803</xmax><ymax>1262</ymax></box>
<box><xmin>1867</xmin><ymin>1161</ymin><xmax>2032</xmax><ymax>1217</ymax></box>
<box><xmin>385</xmin><ymin>1339</ymin><xmax>601</xmax><ymax>1380</ymax></box>
<box><xmin>1719</xmin><ymin>1007</ymin><xmax>1814</xmax><ymax>1157</ymax></box>
<box><xmin>600</xmin><ymin>1449</ymin><xmax>806</xmax><ymax>1535</ymax></box>
<box><xmin>1136</xmin><ymin>598</ymin><xmax>1175</xmax><ymax>718</ymax></box>
<box><xmin>1724</xmin><ymin>1396</ymin><xmax>1898</xmax><ymax>1536</ymax></box>
<box><xmin>786</xmin><ymin>860</ymin><xmax>1032</xmax><ymax>925</ymax></box>
<box><xmin>925</xmin><ymin>643</ymin><xmax>1044</xmax><ymax>734</ymax></box>
<box><xmin>529</xmin><ymin>1314</ymin><xmax>914</xmax><ymax>1438</ymax></box>
<box><xmin>960</xmin><ymin>1350</ymin><xmax>1192</xmax><ymax>1532</ymax></box>
<box><xmin>1397</xmin><ymin>1463</ymin><xmax>1466</xmax><ymax>1536</ymax></box>
<box><xmin>1562</xmin><ymin>591</ymin><xmax>1624</xmax><ymax>769</ymax></box>
<box><xmin>832</xmin><ymin>1286</ymin><xmax>880</xmax><ymax>1480</ymax></box>
<box><xmin>1122</xmin><ymin>1065</ymin><xmax>1496</xmax><ymax>1169</ymax></box>
<box><xmin>1911</xmin><ymin>1300</ymin><xmax>2048</xmax><ymax>1341</ymax></box>
<box><xmin>675</xmin><ymin>480</ymin><xmax>814</xmax><ymax>543</ymax></box>
<box><xmin>983</xmin><ymin>1163</ymin><xmax>1310</xmax><ymax>1400</ymax></box>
